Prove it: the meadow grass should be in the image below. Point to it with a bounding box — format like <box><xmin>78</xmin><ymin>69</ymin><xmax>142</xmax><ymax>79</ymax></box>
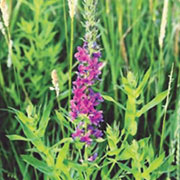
<box><xmin>0</xmin><ymin>0</ymin><xmax>179</xmax><ymax>179</ymax></box>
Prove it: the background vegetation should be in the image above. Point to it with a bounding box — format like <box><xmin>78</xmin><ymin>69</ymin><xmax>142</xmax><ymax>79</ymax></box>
<box><xmin>0</xmin><ymin>0</ymin><xmax>179</xmax><ymax>179</ymax></box>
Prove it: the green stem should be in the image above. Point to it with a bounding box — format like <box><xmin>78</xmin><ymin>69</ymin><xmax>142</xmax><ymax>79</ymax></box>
<box><xmin>154</xmin><ymin>47</ymin><xmax>164</xmax><ymax>146</ymax></box>
<box><xmin>107</xmin><ymin>16</ymin><xmax>118</xmax><ymax>120</ymax></box>
<box><xmin>63</xmin><ymin>0</ymin><xmax>69</xmax><ymax>54</ymax></box>
<box><xmin>10</xmin><ymin>0</ymin><xmax>22</xmax><ymax>32</ymax></box>
<box><xmin>56</xmin><ymin>96</ymin><xmax>61</xmax><ymax>111</ymax></box>
<box><xmin>159</xmin><ymin>64</ymin><xmax>173</xmax><ymax>154</ymax></box>
<box><xmin>178</xmin><ymin>66</ymin><xmax>180</xmax><ymax>87</ymax></box>
<box><xmin>0</xmin><ymin>62</ymin><xmax>8</xmax><ymax>105</ymax></box>
<box><xmin>69</xmin><ymin>17</ymin><xmax>74</xmax><ymax>111</ymax></box>
<box><xmin>106</xmin><ymin>161</ymin><xmax>116</xmax><ymax>178</ymax></box>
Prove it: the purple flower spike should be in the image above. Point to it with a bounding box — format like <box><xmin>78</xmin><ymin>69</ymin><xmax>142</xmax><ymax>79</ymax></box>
<box><xmin>70</xmin><ymin>42</ymin><xmax>104</xmax><ymax>145</ymax></box>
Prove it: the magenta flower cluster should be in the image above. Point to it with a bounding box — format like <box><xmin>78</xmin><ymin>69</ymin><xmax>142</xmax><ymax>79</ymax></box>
<box><xmin>70</xmin><ymin>43</ymin><xmax>103</xmax><ymax>145</ymax></box>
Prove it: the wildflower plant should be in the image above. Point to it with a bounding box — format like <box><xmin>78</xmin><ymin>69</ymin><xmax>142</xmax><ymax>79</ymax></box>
<box><xmin>70</xmin><ymin>0</ymin><xmax>103</xmax><ymax>159</ymax></box>
<box><xmin>70</xmin><ymin>44</ymin><xmax>103</xmax><ymax>144</ymax></box>
<box><xmin>1</xmin><ymin>0</ymin><xmax>179</xmax><ymax>179</ymax></box>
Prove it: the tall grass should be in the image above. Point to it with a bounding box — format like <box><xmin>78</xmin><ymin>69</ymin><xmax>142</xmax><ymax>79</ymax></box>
<box><xmin>0</xmin><ymin>0</ymin><xmax>179</xmax><ymax>179</ymax></box>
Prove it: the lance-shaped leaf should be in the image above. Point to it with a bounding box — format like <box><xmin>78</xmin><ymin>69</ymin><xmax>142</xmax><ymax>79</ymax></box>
<box><xmin>135</xmin><ymin>68</ymin><xmax>151</xmax><ymax>98</ymax></box>
<box><xmin>56</xmin><ymin>143</ymin><xmax>69</xmax><ymax>168</ymax></box>
<box><xmin>136</xmin><ymin>90</ymin><xmax>168</xmax><ymax>117</ymax></box>
<box><xmin>16</xmin><ymin>118</ymin><xmax>47</xmax><ymax>153</ymax></box>
<box><xmin>55</xmin><ymin>143</ymin><xmax>71</xmax><ymax>178</ymax></box>
<box><xmin>21</xmin><ymin>155</ymin><xmax>53</xmax><ymax>175</ymax></box>
<box><xmin>102</xmin><ymin>95</ymin><xmax>126</xmax><ymax>110</ymax></box>
<box><xmin>142</xmin><ymin>153</ymin><xmax>165</xmax><ymax>178</ymax></box>
<box><xmin>6</xmin><ymin>134</ymin><xmax>29</xmax><ymax>141</ymax></box>
<box><xmin>37</xmin><ymin>102</ymin><xmax>53</xmax><ymax>137</ymax></box>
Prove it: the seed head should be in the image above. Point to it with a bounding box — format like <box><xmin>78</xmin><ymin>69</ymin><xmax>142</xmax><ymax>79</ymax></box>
<box><xmin>159</xmin><ymin>0</ymin><xmax>169</xmax><ymax>49</ymax></box>
<box><xmin>0</xmin><ymin>0</ymin><xmax>9</xmax><ymax>27</ymax></box>
<box><xmin>50</xmin><ymin>69</ymin><xmax>60</xmax><ymax>97</ymax></box>
<box><xmin>51</xmin><ymin>69</ymin><xmax>59</xmax><ymax>87</ymax></box>
<box><xmin>68</xmin><ymin>0</ymin><xmax>78</xmax><ymax>19</ymax></box>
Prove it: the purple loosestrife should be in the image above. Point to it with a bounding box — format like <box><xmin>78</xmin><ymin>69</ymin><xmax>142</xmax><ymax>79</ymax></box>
<box><xmin>70</xmin><ymin>43</ymin><xmax>103</xmax><ymax>145</ymax></box>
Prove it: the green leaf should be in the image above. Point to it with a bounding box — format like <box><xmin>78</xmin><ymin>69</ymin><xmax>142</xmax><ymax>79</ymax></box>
<box><xmin>107</xmin><ymin>148</ymin><xmax>121</xmax><ymax>156</ymax></box>
<box><xmin>101</xmin><ymin>160</ymin><xmax>110</xmax><ymax>179</ymax></box>
<box><xmin>37</xmin><ymin>102</ymin><xmax>53</xmax><ymax>137</ymax></box>
<box><xmin>21</xmin><ymin>155</ymin><xmax>53</xmax><ymax>175</ymax></box>
<box><xmin>55</xmin><ymin>143</ymin><xmax>71</xmax><ymax>179</ymax></box>
<box><xmin>96</xmin><ymin>138</ymin><xmax>106</xmax><ymax>143</ymax></box>
<box><xmin>75</xmin><ymin>141</ymin><xmax>84</xmax><ymax>150</ymax></box>
<box><xmin>127</xmin><ymin>71</ymin><xmax>137</xmax><ymax>88</ymax></box>
<box><xmin>136</xmin><ymin>90</ymin><xmax>168</xmax><ymax>117</ymax></box>
<box><xmin>56</xmin><ymin>143</ymin><xmax>69</xmax><ymax>168</ymax></box>
<box><xmin>64</xmin><ymin>160</ymin><xmax>85</xmax><ymax>180</ymax></box>
<box><xmin>26</xmin><ymin>103</ymin><xmax>34</xmax><ymax>117</ymax></box>
<box><xmin>138</xmin><ymin>137</ymin><xmax>150</xmax><ymax>148</ymax></box>
<box><xmin>119</xmin><ymin>141</ymin><xmax>138</xmax><ymax>160</ymax></box>
<box><xmin>64</xmin><ymin>159</ymin><xmax>86</xmax><ymax>172</ymax></box>
<box><xmin>10</xmin><ymin>141</ymin><xmax>31</xmax><ymax>180</ymax></box>
<box><xmin>6</xmin><ymin>134</ymin><xmax>29</xmax><ymax>141</ymax></box>
<box><xmin>55</xmin><ymin>110</ymin><xmax>66</xmax><ymax>124</ymax></box>
<box><xmin>55</xmin><ymin>110</ymin><xmax>74</xmax><ymax>132</ymax></box>
<box><xmin>117</xmin><ymin>162</ymin><xmax>136</xmax><ymax>174</ymax></box>
<box><xmin>51</xmin><ymin>138</ymin><xmax>73</xmax><ymax>150</ymax></box>
<box><xmin>102</xmin><ymin>95</ymin><xmax>126</xmax><ymax>110</ymax></box>
<box><xmin>135</xmin><ymin>68</ymin><xmax>151</xmax><ymax>98</ymax></box>
<box><xmin>106</xmin><ymin>124</ymin><xmax>119</xmax><ymax>151</ymax></box>
<box><xmin>142</xmin><ymin>153</ymin><xmax>165</xmax><ymax>177</ymax></box>
<box><xmin>16</xmin><ymin>119</ymin><xmax>47</xmax><ymax>153</ymax></box>
<box><xmin>16</xmin><ymin>111</ymin><xmax>31</xmax><ymax>125</ymax></box>
<box><xmin>157</xmin><ymin>155</ymin><xmax>176</xmax><ymax>173</ymax></box>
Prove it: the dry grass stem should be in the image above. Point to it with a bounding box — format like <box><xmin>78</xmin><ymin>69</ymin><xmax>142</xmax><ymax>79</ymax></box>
<box><xmin>159</xmin><ymin>0</ymin><xmax>169</xmax><ymax>49</ymax></box>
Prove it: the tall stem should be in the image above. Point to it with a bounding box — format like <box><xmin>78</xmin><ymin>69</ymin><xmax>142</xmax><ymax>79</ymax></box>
<box><xmin>63</xmin><ymin>0</ymin><xmax>69</xmax><ymax>54</ymax></box>
<box><xmin>159</xmin><ymin>64</ymin><xmax>173</xmax><ymax>154</ymax></box>
<box><xmin>69</xmin><ymin>17</ymin><xmax>74</xmax><ymax>111</ymax></box>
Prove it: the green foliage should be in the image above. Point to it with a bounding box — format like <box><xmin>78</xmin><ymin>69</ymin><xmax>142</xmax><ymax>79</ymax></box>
<box><xmin>6</xmin><ymin>134</ymin><xmax>29</xmax><ymax>141</ymax></box>
<box><xmin>122</xmin><ymin>69</ymin><xmax>167</xmax><ymax>136</ymax></box>
<box><xmin>102</xmin><ymin>95</ymin><xmax>126</xmax><ymax>110</ymax></box>
<box><xmin>0</xmin><ymin>0</ymin><xmax>179</xmax><ymax>179</ymax></box>
<box><xmin>21</xmin><ymin>155</ymin><xmax>54</xmax><ymax>176</ymax></box>
<box><xmin>136</xmin><ymin>90</ymin><xmax>168</xmax><ymax>117</ymax></box>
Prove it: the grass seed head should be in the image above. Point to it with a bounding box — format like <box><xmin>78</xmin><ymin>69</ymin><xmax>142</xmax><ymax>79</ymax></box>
<box><xmin>68</xmin><ymin>0</ymin><xmax>78</xmax><ymax>19</ymax></box>
<box><xmin>50</xmin><ymin>69</ymin><xmax>59</xmax><ymax>97</ymax></box>
<box><xmin>0</xmin><ymin>0</ymin><xmax>9</xmax><ymax>27</ymax></box>
<box><xmin>159</xmin><ymin>0</ymin><xmax>169</xmax><ymax>49</ymax></box>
